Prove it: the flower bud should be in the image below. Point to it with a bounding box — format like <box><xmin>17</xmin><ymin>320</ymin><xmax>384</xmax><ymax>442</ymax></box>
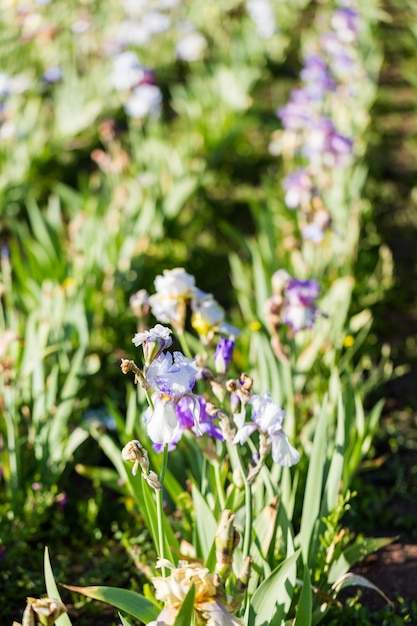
<box><xmin>213</xmin><ymin>338</ymin><xmax>235</xmax><ymax>374</ymax></box>
<box><xmin>215</xmin><ymin>510</ymin><xmax>240</xmax><ymax>581</ymax></box>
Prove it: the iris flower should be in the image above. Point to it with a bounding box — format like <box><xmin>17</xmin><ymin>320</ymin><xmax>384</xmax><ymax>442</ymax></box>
<box><xmin>143</xmin><ymin>351</ymin><xmax>200</xmax><ymax>445</ymax></box>
<box><xmin>233</xmin><ymin>392</ymin><xmax>300</xmax><ymax>467</ymax></box>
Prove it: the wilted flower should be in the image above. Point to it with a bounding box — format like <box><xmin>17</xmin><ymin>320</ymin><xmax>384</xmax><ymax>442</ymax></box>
<box><xmin>149</xmin><ymin>559</ymin><xmax>243</xmax><ymax>626</ymax></box>
<box><xmin>14</xmin><ymin>597</ymin><xmax>67</xmax><ymax>626</ymax></box>
<box><xmin>122</xmin><ymin>439</ymin><xmax>150</xmax><ymax>476</ymax></box>
<box><xmin>215</xmin><ymin>510</ymin><xmax>240</xmax><ymax>581</ymax></box>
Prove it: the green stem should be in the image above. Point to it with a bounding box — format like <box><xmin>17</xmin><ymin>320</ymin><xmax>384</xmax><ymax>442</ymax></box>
<box><xmin>177</xmin><ymin>330</ymin><xmax>192</xmax><ymax>358</ymax></box>
<box><xmin>156</xmin><ymin>444</ymin><xmax>169</xmax><ymax>576</ymax></box>
<box><xmin>242</xmin><ymin>476</ymin><xmax>253</xmax><ymax>561</ymax></box>
<box><xmin>214</xmin><ymin>459</ymin><xmax>226</xmax><ymax>511</ymax></box>
<box><xmin>231</xmin><ymin>446</ymin><xmax>253</xmax><ymax>561</ymax></box>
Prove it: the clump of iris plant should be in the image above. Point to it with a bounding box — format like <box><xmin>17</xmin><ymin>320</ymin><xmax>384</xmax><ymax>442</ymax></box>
<box><xmin>119</xmin><ymin>269</ymin><xmax>303</xmax><ymax>623</ymax></box>
<box><xmin>272</xmin><ymin>3</ymin><xmax>363</xmax><ymax>244</ymax></box>
<box><xmin>265</xmin><ymin>269</ymin><xmax>323</xmax><ymax>361</ymax></box>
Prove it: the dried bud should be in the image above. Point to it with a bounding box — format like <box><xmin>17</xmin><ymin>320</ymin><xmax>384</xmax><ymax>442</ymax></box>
<box><xmin>218</xmin><ymin>411</ymin><xmax>236</xmax><ymax>443</ymax></box>
<box><xmin>259</xmin><ymin>432</ymin><xmax>271</xmax><ymax>462</ymax></box>
<box><xmin>144</xmin><ymin>470</ymin><xmax>162</xmax><ymax>491</ymax></box>
<box><xmin>225</xmin><ymin>379</ymin><xmax>238</xmax><ymax>393</ymax></box>
<box><xmin>240</xmin><ymin>373</ymin><xmax>253</xmax><ymax>391</ymax></box>
<box><xmin>120</xmin><ymin>358</ymin><xmax>134</xmax><ymax>375</ymax></box>
<box><xmin>16</xmin><ymin>597</ymin><xmax>67</xmax><ymax>626</ymax></box>
<box><xmin>205</xmin><ymin>401</ymin><xmax>220</xmax><ymax>417</ymax></box>
<box><xmin>122</xmin><ymin>440</ymin><xmax>150</xmax><ymax>476</ymax></box>
<box><xmin>120</xmin><ymin>359</ymin><xmax>148</xmax><ymax>388</ymax></box>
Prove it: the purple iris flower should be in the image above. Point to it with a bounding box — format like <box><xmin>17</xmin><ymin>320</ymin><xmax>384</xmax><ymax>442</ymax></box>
<box><xmin>302</xmin><ymin>223</ymin><xmax>325</xmax><ymax>243</ymax></box>
<box><xmin>233</xmin><ymin>392</ymin><xmax>299</xmax><ymax>466</ymax></box>
<box><xmin>152</xmin><ymin>396</ymin><xmax>223</xmax><ymax>452</ymax></box>
<box><xmin>300</xmin><ymin>54</ymin><xmax>336</xmax><ymax>100</ymax></box>
<box><xmin>277</xmin><ymin>89</ymin><xmax>314</xmax><ymax>130</ymax></box>
<box><xmin>282</xmin><ymin>278</ymin><xmax>320</xmax><ymax>332</ymax></box>
<box><xmin>213</xmin><ymin>337</ymin><xmax>235</xmax><ymax>374</ymax></box>
<box><xmin>177</xmin><ymin>396</ymin><xmax>224</xmax><ymax>440</ymax></box>
<box><xmin>331</xmin><ymin>7</ymin><xmax>359</xmax><ymax>43</ymax></box>
<box><xmin>42</xmin><ymin>66</ymin><xmax>62</xmax><ymax>84</ymax></box>
<box><xmin>143</xmin><ymin>351</ymin><xmax>200</xmax><ymax>445</ymax></box>
<box><xmin>282</xmin><ymin>168</ymin><xmax>312</xmax><ymax>209</ymax></box>
<box><xmin>303</xmin><ymin>117</ymin><xmax>352</xmax><ymax>168</ymax></box>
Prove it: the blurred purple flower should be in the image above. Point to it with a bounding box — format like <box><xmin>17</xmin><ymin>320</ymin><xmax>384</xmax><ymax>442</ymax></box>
<box><xmin>42</xmin><ymin>66</ymin><xmax>62</xmax><ymax>84</ymax></box>
<box><xmin>300</xmin><ymin>54</ymin><xmax>336</xmax><ymax>100</ymax></box>
<box><xmin>331</xmin><ymin>7</ymin><xmax>359</xmax><ymax>43</ymax></box>
<box><xmin>303</xmin><ymin>117</ymin><xmax>353</xmax><ymax>168</ymax></box>
<box><xmin>213</xmin><ymin>338</ymin><xmax>235</xmax><ymax>374</ymax></box>
<box><xmin>282</xmin><ymin>278</ymin><xmax>320</xmax><ymax>332</ymax></box>
<box><xmin>282</xmin><ymin>168</ymin><xmax>313</xmax><ymax>209</ymax></box>
<box><xmin>302</xmin><ymin>223</ymin><xmax>325</xmax><ymax>243</ymax></box>
<box><xmin>277</xmin><ymin>89</ymin><xmax>314</xmax><ymax>130</ymax></box>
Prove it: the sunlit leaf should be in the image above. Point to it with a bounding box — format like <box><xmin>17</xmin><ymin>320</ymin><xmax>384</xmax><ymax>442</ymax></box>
<box><xmin>173</xmin><ymin>583</ymin><xmax>195</xmax><ymax>626</ymax></box>
<box><xmin>247</xmin><ymin>551</ymin><xmax>300</xmax><ymax>626</ymax></box>
<box><xmin>44</xmin><ymin>548</ymin><xmax>73</xmax><ymax>626</ymax></box>
<box><xmin>63</xmin><ymin>585</ymin><xmax>160</xmax><ymax>622</ymax></box>
<box><xmin>331</xmin><ymin>572</ymin><xmax>394</xmax><ymax>608</ymax></box>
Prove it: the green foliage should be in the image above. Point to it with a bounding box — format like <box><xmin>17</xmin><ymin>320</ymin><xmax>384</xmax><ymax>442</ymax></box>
<box><xmin>1</xmin><ymin>0</ymin><xmax>411</xmax><ymax>624</ymax></box>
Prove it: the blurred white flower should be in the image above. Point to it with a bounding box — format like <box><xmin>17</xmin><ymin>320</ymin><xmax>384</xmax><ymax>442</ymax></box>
<box><xmin>124</xmin><ymin>83</ymin><xmax>162</xmax><ymax>119</ymax></box>
<box><xmin>111</xmin><ymin>51</ymin><xmax>145</xmax><ymax>91</ymax></box>
<box><xmin>176</xmin><ymin>31</ymin><xmax>207</xmax><ymax>62</ymax></box>
<box><xmin>246</xmin><ymin>0</ymin><xmax>277</xmax><ymax>39</ymax></box>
